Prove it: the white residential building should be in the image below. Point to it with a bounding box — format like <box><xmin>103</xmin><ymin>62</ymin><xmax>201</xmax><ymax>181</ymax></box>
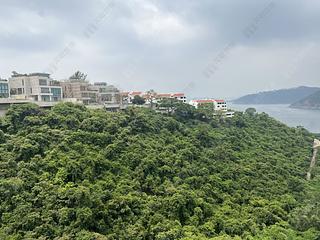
<box><xmin>163</xmin><ymin>93</ymin><xmax>187</xmax><ymax>103</ymax></box>
<box><xmin>9</xmin><ymin>72</ymin><xmax>62</xmax><ymax>102</ymax></box>
<box><xmin>189</xmin><ymin>99</ymin><xmax>227</xmax><ymax>111</ymax></box>
<box><xmin>189</xmin><ymin>99</ymin><xmax>234</xmax><ymax>117</ymax></box>
<box><xmin>121</xmin><ymin>91</ymin><xmax>187</xmax><ymax>104</ymax></box>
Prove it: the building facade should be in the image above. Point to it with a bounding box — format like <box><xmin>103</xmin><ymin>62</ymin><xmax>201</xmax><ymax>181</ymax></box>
<box><xmin>122</xmin><ymin>91</ymin><xmax>187</xmax><ymax>104</ymax></box>
<box><xmin>61</xmin><ymin>80</ymin><xmax>121</xmax><ymax>105</ymax></box>
<box><xmin>92</xmin><ymin>82</ymin><xmax>121</xmax><ymax>104</ymax></box>
<box><xmin>9</xmin><ymin>72</ymin><xmax>62</xmax><ymax>102</ymax></box>
<box><xmin>189</xmin><ymin>99</ymin><xmax>227</xmax><ymax>111</ymax></box>
<box><xmin>170</xmin><ymin>93</ymin><xmax>187</xmax><ymax>103</ymax></box>
<box><xmin>61</xmin><ymin>79</ymin><xmax>97</xmax><ymax>105</ymax></box>
<box><xmin>189</xmin><ymin>99</ymin><xmax>234</xmax><ymax>117</ymax></box>
<box><xmin>0</xmin><ymin>79</ymin><xmax>9</xmax><ymax>98</ymax></box>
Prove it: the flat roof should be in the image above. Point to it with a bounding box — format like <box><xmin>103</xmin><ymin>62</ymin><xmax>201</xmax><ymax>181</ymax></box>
<box><xmin>11</xmin><ymin>72</ymin><xmax>50</xmax><ymax>78</ymax></box>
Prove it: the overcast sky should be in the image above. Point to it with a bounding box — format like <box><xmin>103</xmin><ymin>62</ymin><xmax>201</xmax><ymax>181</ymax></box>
<box><xmin>0</xmin><ymin>0</ymin><xmax>319</xmax><ymax>99</ymax></box>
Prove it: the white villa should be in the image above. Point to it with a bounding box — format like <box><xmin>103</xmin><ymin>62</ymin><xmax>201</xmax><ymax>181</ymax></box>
<box><xmin>189</xmin><ymin>99</ymin><xmax>234</xmax><ymax>117</ymax></box>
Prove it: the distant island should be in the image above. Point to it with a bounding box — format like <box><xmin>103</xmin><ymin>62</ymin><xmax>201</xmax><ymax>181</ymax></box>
<box><xmin>291</xmin><ymin>90</ymin><xmax>320</xmax><ymax>110</ymax></box>
<box><xmin>233</xmin><ymin>86</ymin><xmax>320</xmax><ymax>104</ymax></box>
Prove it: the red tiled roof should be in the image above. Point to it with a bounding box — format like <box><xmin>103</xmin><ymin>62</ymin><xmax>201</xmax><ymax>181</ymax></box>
<box><xmin>172</xmin><ymin>93</ymin><xmax>185</xmax><ymax>97</ymax></box>
<box><xmin>130</xmin><ymin>91</ymin><xmax>142</xmax><ymax>95</ymax></box>
<box><xmin>193</xmin><ymin>99</ymin><xmax>215</xmax><ymax>103</ymax></box>
<box><xmin>157</xmin><ymin>93</ymin><xmax>171</xmax><ymax>97</ymax></box>
<box><xmin>192</xmin><ymin>99</ymin><xmax>225</xmax><ymax>103</ymax></box>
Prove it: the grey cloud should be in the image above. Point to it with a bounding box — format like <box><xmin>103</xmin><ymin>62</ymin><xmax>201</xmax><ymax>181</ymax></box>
<box><xmin>0</xmin><ymin>0</ymin><xmax>319</xmax><ymax>98</ymax></box>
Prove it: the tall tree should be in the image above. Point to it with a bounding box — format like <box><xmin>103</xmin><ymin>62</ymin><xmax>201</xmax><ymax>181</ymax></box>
<box><xmin>69</xmin><ymin>71</ymin><xmax>88</xmax><ymax>81</ymax></box>
<box><xmin>132</xmin><ymin>95</ymin><xmax>145</xmax><ymax>105</ymax></box>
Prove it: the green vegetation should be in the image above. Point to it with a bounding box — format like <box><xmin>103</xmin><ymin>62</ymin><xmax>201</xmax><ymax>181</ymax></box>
<box><xmin>0</xmin><ymin>103</ymin><xmax>319</xmax><ymax>239</ymax></box>
<box><xmin>132</xmin><ymin>95</ymin><xmax>146</xmax><ymax>105</ymax></box>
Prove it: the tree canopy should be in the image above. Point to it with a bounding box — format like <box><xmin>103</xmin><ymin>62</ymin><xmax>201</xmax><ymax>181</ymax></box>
<box><xmin>0</xmin><ymin>103</ymin><xmax>319</xmax><ymax>239</ymax></box>
<box><xmin>132</xmin><ymin>95</ymin><xmax>146</xmax><ymax>105</ymax></box>
<box><xmin>69</xmin><ymin>71</ymin><xmax>88</xmax><ymax>81</ymax></box>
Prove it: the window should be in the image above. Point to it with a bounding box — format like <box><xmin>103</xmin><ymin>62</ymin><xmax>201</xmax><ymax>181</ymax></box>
<box><xmin>10</xmin><ymin>88</ymin><xmax>24</xmax><ymax>95</ymax></box>
<box><xmin>101</xmin><ymin>94</ymin><xmax>112</xmax><ymax>102</ymax></box>
<box><xmin>0</xmin><ymin>84</ymin><xmax>8</xmax><ymax>91</ymax></box>
<box><xmin>0</xmin><ymin>83</ymin><xmax>9</xmax><ymax>98</ymax></box>
<box><xmin>51</xmin><ymin>88</ymin><xmax>61</xmax><ymax>96</ymax></box>
<box><xmin>41</xmin><ymin>87</ymin><xmax>50</xmax><ymax>93</ymax></box>
<box><xmin>39</xmin><ymin>79</ymin><xmax>48</xmax><ymax>86</ymax></box>
<box><xmin>82</xmin><ymin>92</ymin><xmax>89</xmax><ymax>98</ymax></box>
<box><xmin>41</xmin><ymin>95</ymin><xmax>50</xmax><ymax>102</ymax></box>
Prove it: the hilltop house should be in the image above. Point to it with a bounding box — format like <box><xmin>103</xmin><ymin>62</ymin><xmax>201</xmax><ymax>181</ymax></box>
<box><xmin>9</xmin><ymin>72</ymin><xmax>62</xmax><ymax>102</ymax></box>
<box><xmin>189</xmin><ymin>99</ymin><xmax>227</xmax><ymax>111</ymax></box>
<box><xmin>61</xmin><ymin>78</ymin><xmax>98</xmax><ymax>105</ymax></box>
<box><xmin>92</xmin><ymin>82</ymin><xmax>121</xmax><ymax>105</ymax></box>
<box><xmin>189</xmin><ymin>99</ymin><xmax>234</xmax><ymax>117</ymax></box>
<box><xmin>121</xmin><ymin>91</ymin><xmax>187</xmax><ymax>104</ymax></box>
<box><xmin>61</xmin><ymin>78</ymin><xmax>121</xmax><ymax>105</ymax></box>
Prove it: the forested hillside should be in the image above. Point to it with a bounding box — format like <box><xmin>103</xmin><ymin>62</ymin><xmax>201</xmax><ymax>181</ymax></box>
<box><xmin>291</xmin><ymin>90</ymin><xmax>320</xmax><ymax>110</ymax></box>
<box><xmin>0</xmin><ymin>103</ymin><xmax>319</xmax><ymax>239</ymax></box>
<box><xmin>233</xmin><ymin>86</ymin><xmax>320</xmax><ymax>104</ymax></box>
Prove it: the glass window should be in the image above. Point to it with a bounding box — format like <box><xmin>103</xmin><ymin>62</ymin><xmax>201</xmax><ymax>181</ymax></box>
<box><xmin>41</xmin><ymin>87</ymin><xmax>50</xmax><ymax>93</ymax></box>
<box><xmin>41</xmin><ymin>95</ymin><xmax>50</xmax><ymax>102</ymax></box>
<box><xmin>51</xmin><ymin>88</ymin><xmax>62</xmax><ymax>96</ymax></box>
<box><xmin>39</xmin><ymin>79</ymin><xmax>48</xmax><ymax>86</ymax></box>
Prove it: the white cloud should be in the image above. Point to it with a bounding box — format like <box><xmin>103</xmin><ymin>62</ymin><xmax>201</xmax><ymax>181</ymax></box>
<box><xmin>131</xmin><ymin>0</ymin><xmax>198</xmax><ymax>44</ymax></box>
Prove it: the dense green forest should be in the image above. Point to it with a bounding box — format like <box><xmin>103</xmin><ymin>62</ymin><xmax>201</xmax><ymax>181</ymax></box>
<box><xmin>0</xmin><ymin>103</ymin><xmax>319</xmax><ymax>239</ymax></box>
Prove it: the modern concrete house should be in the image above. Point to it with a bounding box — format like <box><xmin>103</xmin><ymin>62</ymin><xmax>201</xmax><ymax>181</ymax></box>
<box><xmin>61</xmin><ymin>79</ymin><xmax>121</xmax><ymax>105</ymax></box>
<box><xmin>0</xmin><ymin>79</ymin><xmax>9</xmax><ymax>98</ymax></box>
<box><xmin>61</xmin><ymin>78</ymin><xmax>98</xmax><ymax>105</ymax></box>
<box><xmin>9</xmin><ymin>72</ymin><xmax>62</xmax><ymax>102</ymax></box>
<box><xmin>92</xmin><ymin>82</ymin><xmax>121</xmax><ymax>105</ymax></box>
